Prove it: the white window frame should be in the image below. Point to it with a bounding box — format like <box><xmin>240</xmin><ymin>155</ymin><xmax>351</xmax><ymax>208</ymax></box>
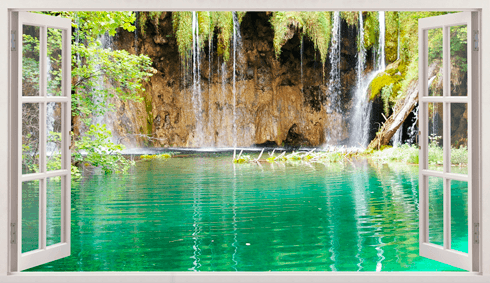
<box><xmin>11</xmin><ymin>11</ymin><xmax>72</xmax><ymax>272</ymax></box>
<box><xmin>418</xmin><ymin>12</ymin><xmax>479</xmax><ymax>271</ymax></box>
<box><xmin>1</xmin><ymin>0</ymin><xmax>488</xmax><ymax>282</ymax></box>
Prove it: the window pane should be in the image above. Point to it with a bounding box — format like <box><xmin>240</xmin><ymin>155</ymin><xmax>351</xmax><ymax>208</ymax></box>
<box><xmin>47</xmin><ymin>102</ymin><xmax>63</xmax><ymax>171</ymax></box>
<box><xmin>428</xmin><ymin>102</ymin><xmax>443</xmax><ymax>171</ymax></box>
<box><xmin>47</xmin><ymin>28</ymin><xmax>63</xmax><ymax>97</ymax></box>
<box><xmin>428</xmin><ymin>28</ymin><xmax>443</xmax><ymax>97</ymax></box>
<box><xmin>22</xmin><ymin>180</ymin><xmax>40</xmax><ymax>253</ymax></box>
<box><xmin>47</xmin><ymin>177</ymin><xmax>62</xmax><ymax>246</ymax></box>
<box><xmin>450</xmin><ymin>180</ymin><xmax>468</xmax><ymax>253</ymax></box>
<box><xmin>22</xmin><ymin>25</ymin><xmax>40</xmax><ymax>97</ymax></box>
<box><xmin>450</xmin><ymin>25</ymin><xmax>467</xmax><ymax>97</ymax></box>
<box><xmin>450</xmin><ymin>103</ymin><xmax>468</xmax><ymax>174</ymax></box>
<box><xmin>428</xmin><ymin>176</ymin><xmax>444</xmax><ymax>246</ymax></box>
<box><xmin>22</xmin><ymin>103</ymin><xmax>40</xmax><ymax>174</ymax></box>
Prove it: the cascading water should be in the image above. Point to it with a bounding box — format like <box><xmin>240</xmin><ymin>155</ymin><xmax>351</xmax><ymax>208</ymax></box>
<box><xmin>192</xmin><ymin>11</ymin><xmax>204</xmax><ymax>147</ymax></box>
<box><xmin>378</xmin><ymin>11</ymin><xmax>386</xmax><ymax>71</ymax></box>
<box><xmin>348</xmin><ymin>12</ymin><xmax>368</xmax><ymax>148</ymax></box>
<box><xmin>325</xmin><ymin>11</ymin><xmax>342</xmax><ymax>144</ymax></box>
<box><xmin>392</xmin><ymin>125</ymin><xmax>403</xmax><ymax>147</ymax></box>
<box><xmin>232</xmin><ymin>12</ymin><xmax>241</xmax><ymax>149</ymax></box>
<box><xmin>406</xmin><ymin>76</ymin><xmax>436</xmax><ymax>145</ymax></box>
<box><xmin>349</xmin><ymin>11</ymin><xmax>386</xmax><ymax>148</ymax></box>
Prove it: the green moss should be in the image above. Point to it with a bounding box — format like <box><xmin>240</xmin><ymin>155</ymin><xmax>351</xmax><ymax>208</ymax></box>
<box><xmin>385</xmin><ymin>12</ymin><xmax>399</xmax><ymax>64</ymax></box>
<box><xmin>144</xmin><ymin>94</ymin><xmax>153</xmax><ymax>137</ymax></box>
<box><xmin>139</xmin><ymin>12</ymin><xmax>165</xmax><ymax>35</ymax></box>
<box><xmin>171</xmin><ymin>11</ymin><xmax>246</xmax><ymax>63</ymax></box>
<box><xmin>363</xmin><ymin>12</ymin><xmax>379</xmax><ymax>50</ymax></box>
<box><xmin>340</xmin><ymin>12</ymin><xmax>358</xmax><ymax>27</ymax></box>
<box><xmin>270</xmin><ymin>11</ymin><xmax>332</xmax><ymax>66</ymax></box>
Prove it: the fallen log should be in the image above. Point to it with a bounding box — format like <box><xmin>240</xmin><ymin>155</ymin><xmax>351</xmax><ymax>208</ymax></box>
<box><xmin>367</xmin><ymin>84</ymin><xmax>418</xmax><ymax>150</ymax></box>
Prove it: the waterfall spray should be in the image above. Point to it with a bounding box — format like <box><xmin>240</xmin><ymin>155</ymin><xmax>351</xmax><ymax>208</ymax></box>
<box><xmin>325</xmin><ymin>11</ymin><xmax>342</xmax><ymax>144</ymax></box>
<box><xmin>349</xmin><ymin>11</ymin><xmax>387</xmax><ymax>148</ymax></box>
<box><xmin>192</xmin><ymin>11</ymin><xmax>204</xmax><ymax>147</ymax></box>
<box><xmin>378</xmin><ymin>11</ymin><xmax>386</xmax><ymax>71</ymax></box>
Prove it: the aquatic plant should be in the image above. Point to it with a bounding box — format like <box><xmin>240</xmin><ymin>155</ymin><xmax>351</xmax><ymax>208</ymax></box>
<box><xmin>140</xmin><ymin>153</ymin><xmax>172</xmax><ymax>160</ymax></box>
<box><xmin>369</xmin><ymin>139</ymin><xmax>468</xmax><ymax>167</ymax></box>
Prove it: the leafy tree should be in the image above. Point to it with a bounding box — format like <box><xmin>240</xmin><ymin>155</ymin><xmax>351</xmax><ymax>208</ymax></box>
<box><xmin>23</xmin><ymin>11</ymin><xmax>156</xmax><ymax>175</ymax></box>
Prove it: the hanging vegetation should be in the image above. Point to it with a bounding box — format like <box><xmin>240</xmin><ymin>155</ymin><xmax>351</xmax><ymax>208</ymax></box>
<box><xmin>340</xmin><ymin>11</ymin><xmax>358</xmax><ymax>27</ymax></box>
<box><xmin>171</xmin><ymin>11</ymin><xmax>246</xmax><ymax>62</ymax></box>
<box><xmin>139</xmin><ymin>12</ymin><xmax>166</xmax><ymax>35</ymax></box>
<box><xmin>269</xmin><ymin>11</ymin><xmax>332</xmax><ymax>65</ymax></box>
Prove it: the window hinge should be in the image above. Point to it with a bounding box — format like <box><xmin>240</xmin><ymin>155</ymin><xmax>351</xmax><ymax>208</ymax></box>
<box><xmin>473</xmin><ymin>30</ymin><xmax>479</xmax><ymax>52</ymax></box>
<box><xmin>11</xmin><ymin>30</ymin><xmax>16</xmax><ymax>52</ymax></box>
<box><xmin>474</xmin><ymin>222</ymin><xmax>480</xmax><ymax>244</ymax></box>
<box><xmin>10</xmin><ymin>223</ymin><xmax>16</xmax><ymax>244</ymax></box>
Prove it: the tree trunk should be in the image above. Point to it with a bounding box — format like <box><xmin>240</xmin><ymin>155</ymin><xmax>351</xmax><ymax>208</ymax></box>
<box><xmin>367</xmin><ymin>86</ymin><xmax>418</xmax><ymax>150</ymax></box>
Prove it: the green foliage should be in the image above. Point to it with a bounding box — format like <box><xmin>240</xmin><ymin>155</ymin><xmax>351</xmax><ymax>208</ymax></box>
<box><xmin>368</xmin><ymin>63</ymin><xmax>405</xmax><ymax>117</ymax></box>
<box><xmin>26</xmin><ymin>12</ymin><xmax>153</xmax><ymax>177</ymax></box>
<box><xmin>172</xmin><ymin>11</ymin><xmax>194</xmax><ymax>62</ymax></box>
<box><xmin>172</xmin><ymin>11</ymin><xmax>245</xmax><ymax>62</ymax></box>
<box><xmin>270</xmin><ymin>11</ymin><xmax>332</xmax><ymax>65</ymax></box>
<box><xmin>139</xmin><ymin>12</ymin><xmax>165</xmax><ymax>35</ymax></box>
<box><xmin>340</xmin><ymin>12</ymin><xmax>358</xmax><ymax>27</ymax></box>
<box><xmin>381</xmin><ymin>84</ymin><xmax>394</xmax><ymax>114</ymax></box>
<box><xmin>72</xmin><ymin>124</ymin><xmax>134</xmax><ymax>174</ymax></box>
<box><xmin>40</xmin><ymin>11</ymin><xmax>136</xmax><ymax>42</ymax></box>
<box><xmin>371</xmin><ymin>144</ymin><xmax>419</xmax><ymax>164</ymax></box>
<box><xmin>385</xmin><ymin>11</ymin><xmax>400</xmax><ymax>63</ymax></box>
<box><xmin>451</xmin><ymin>145</ymin><xmax>468</xmax><ymax>164</ymax></box>
<box><xmin>363</xmin><ymin>12</ymin><xmax>379</xmax><ymax>50</ymax></box>
<box><xmin>233</xmin><ymin>154</ymin><xmax>252</xmax><ymax>164</ymax></box>
<box><xmin>72</xmin><ymin>44</ymin><xmax>155</xmax><ymax>123</ymax></box>
<box><xmin>369</xmin><ymin>139</ymin><xmax>467</xmax><ymax>166</ymax></box>
<box><xmin>213</xmin><ymin>12</ymin><xmax>234</xmax><ymax>62</ymax></box>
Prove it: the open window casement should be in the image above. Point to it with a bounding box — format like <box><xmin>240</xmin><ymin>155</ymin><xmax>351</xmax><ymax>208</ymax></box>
<box><xmin>6</xmin><ymin>9</ymin><xmax>483</xmax><ymax>275</ymax></box>
<box><xmin>10</xmin><ymin>12</ymin><xmax>72</xmax><ymax>271</ymax></box>
<box><xmin>418</xmin><ymin>11</ymin><xmax>480</xmax><ymax>271</ymax></box>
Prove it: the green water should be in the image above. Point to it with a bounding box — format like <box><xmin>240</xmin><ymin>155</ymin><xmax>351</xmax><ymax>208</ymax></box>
<box><xmin>27</xmin><ymin>154</ymin><xmax>467</xmax><ymax>272</ymax></box>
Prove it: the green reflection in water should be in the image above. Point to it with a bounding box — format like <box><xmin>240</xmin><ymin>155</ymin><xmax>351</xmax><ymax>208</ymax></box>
<box><xmin>27</xmin><ymin>155</ymin><xmax>467</xmax><ymax>272</ymax></box>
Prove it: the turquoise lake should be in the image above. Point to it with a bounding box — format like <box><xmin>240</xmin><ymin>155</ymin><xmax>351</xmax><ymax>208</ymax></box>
<box><xmin>26</xmin><ymin>153</ymin><xmax>467</xmax><ymax>272</ymax></box>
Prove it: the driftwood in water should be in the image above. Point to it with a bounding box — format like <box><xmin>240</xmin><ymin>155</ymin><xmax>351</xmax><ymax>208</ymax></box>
<box><xmin>367</xmin><ymin>85</ymin><xmax>418</xmax><ymax>150</ymax></box>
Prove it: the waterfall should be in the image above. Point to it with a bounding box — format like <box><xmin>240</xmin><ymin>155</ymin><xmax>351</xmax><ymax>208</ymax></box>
<box><xmin>207</xmin><ymin>28</ymin><xmax>214</xmax><ymax>146</ymax></box>
<box><xmin>349</xmin><ymin>11</ymin><xmax>386</xmax><ymax>148</ymax></box>
<box><xmin>192</xmin><ymin>11</ymin><xmax>204</xmax><ymax>147</ymax></box>
<box><xmin>325</xmin><ymin>11</ymin><xmax>342</xmax><ymax>144</ymax></box>
<box><xmin>328</xmin><ymin>11</ymin><xmax>342</xmax><ymax>109</ymax></box>
<box><xmin>378</xmin><ymin>11</ymin><xmax>386</xmax><ymax>71</ymax></box>
<box><xmin>392</xmin><ymin>125</ymin><xmax>403</xmax><ymax>147</ymax></box>
<box><xmin>348</xmin><ymin>12</ymin><xmax>369</xmax><ymax>148</ymax></box>
<box><xmin>232</xmin><ymin>12</ymin><xmax>240</xmax><ymax>149</ymax></box>
<box><xmin>407</xmin><ymin>76</ymin><xmax>437</xmax><ymax>145</ymax></box>
<box><xmin>92</xmin><ymin>32</ymin><xmax>113</xmax><ymax>129</ymax></box>
<box><xmin>407</xmin><ymin>105</ymin><xmax>419</xmax><ymax>145</ymax></box>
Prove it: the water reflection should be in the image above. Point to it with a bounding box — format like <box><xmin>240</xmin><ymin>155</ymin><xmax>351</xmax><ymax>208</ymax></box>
<box><xmin>28</xmin><ymin>155</ymin><xmax>466</xmax><ymax>272</ymax></box>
